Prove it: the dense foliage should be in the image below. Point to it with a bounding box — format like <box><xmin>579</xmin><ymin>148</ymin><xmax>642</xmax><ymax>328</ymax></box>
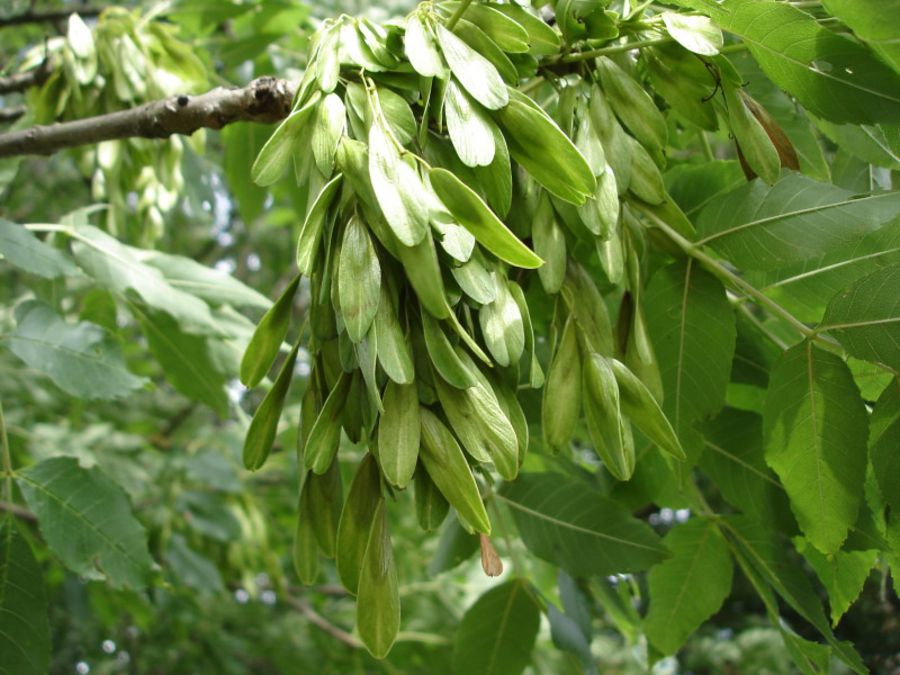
<box><xmin>1</xmin><ymin>0</ymin><xmax>898</xmax><ymax>672</ymax></box>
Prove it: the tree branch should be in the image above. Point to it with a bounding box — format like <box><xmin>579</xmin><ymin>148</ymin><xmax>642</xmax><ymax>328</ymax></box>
<box><xmin>283</xmin><ymin>595</ymin><xmax>362</xmax><ymax>649</ymax></box>
<box><xmin>0</xmin><ymin>105</ymin><xmax>26</xmax><ymax>124</ymax></box>
<box><xmin>0</xmin><ymin>59</ymin><xmax>53</xmax><ymax>95</ymax></box>
<box><xmin>0</xmin><ymin>76</ymin><xmax>294</xmax><ymax>159</ymax></box>
<box><xmin>0</xmin><ymin>6</ymin><xmax>103</xmax><ymax>29</ymax></box>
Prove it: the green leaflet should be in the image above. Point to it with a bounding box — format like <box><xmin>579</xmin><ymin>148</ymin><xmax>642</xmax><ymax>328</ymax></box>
<box><xmin>336</xmin><ymin>454</ymin><xmax>382</xmax><ymax>595</ymax></box>
<box><xmin>478</xmin><ymin>274</ymin><xmax>525</xmax><ymax>368</ymax></box>
<box><xmin>312</xmin><ymin>93</ymin><xmax>346</xmax><ymax>175</ymax></box>
<box><xmin>414</xmin><ymin>462</ymin><xmax>450</xmax><ymax>531</ymax></box>
<box><xmin>296</xmin><ymin>173</ymin><xmax>343</xmax><ymax>276</ymax></box>
<box><xmin>338</xmin><ymin>215</ymin><xmax>381</xmax><ymax>343</ymax></box>
<box><xmin>422</xmin><ymin>312</ymin><xmax>477</xmax><ymax>389</ymax></box>
<box><xmin>405</xmin><ymin>14</ymin><xmax>444</xmax><ymax>77</ymax></box>
<box><xmin>304</xmin><ymin>372</ymin><xmax>352</xmax><ymax>474</ymax></box>
<box><xmin>596</xmin><ymin>57</ymin><xmax>667</xmax><ymax>153</ymax></box>
<box><xmin>445</xmin><ymin>78</ymin><xmax>497</xmax><ymax>168</ymax></box>
<box><xmin>724</xmin><ymin>82</ymin><xmax>780</xmax><ymax>186</ymax></box>
<box><xmin>452</xmin><ymin>580</ymin><xmax>541</xmax><ymax>675</ymax></box>
<box><xmin>368</xmin><ymin>106</ymin><xmax>429</xmax><ymax>247</ymax></box>
<box><xmin>251</xmin><ymin>92</ymin><xmax>321</xmax><ymax>186</ymax></box>
<box><xmin>306</xmin><ymin>456</ymin><xmax>343</xmax><ymax>557</ymax></box>
<box><xmin>240</xmin><ymin>273</ymin><xmax>301</xmax><ymax>387</ymax></box>
<box><xmin>542</xmin><ymin>315</ymin><xmax>581</xmax><ymax>453</ymax></box>
<box><xmin>0</xmin><ymin>521</ymin><xmax>50</xmax><ymax>675</ymax></box>
<box><xmin>644</xmin><ymin>519</ymin><xmax>733</xmax><ymax>655</ymax></box>
<box><xmin>435</xmin><ymin>24</ymin><xmax>508</xmax><ymax>110</ymax></box>
<box><xmin>821</xmin><ymin>263</ymin><xmax>900</xmax><ymax>370</ymax></box>
<box><xmin>494</xmin><ymin>88</ymin><xmax>596</xmax><ymax>204</ymax></box>
<box><xmin>429</xmin><ymin>167</ymin><xmax>542</xmax><ymax>268</ymax></box>
<box><xmin>610</xmin><ymin>359</ymin><xmax>686</xmax><ymax>461</ymax></box>
<box><xmin>532</xmin><ymin>193</ymin><xmax>566</xmax><ymax>294</ymax></box>
<box><xmin>763</xmin><ymin>342</ymin><xmax>868</xmax><ymax>555</ymax></box>
<box><xmin>377</xmin><ymin>382</ymin><xmax>421</xmax><ymax>489</ymax></box>
<box><xmin>242</xmin><ymin>341</ymin><xmax>300</xmax><ymax>470</ymax></box>
<box><xmin>418</xmin><ymin>407</ymin><xmax>492</xmax><ymax>533</ymax></box>
<box><xmin>357</xmin><ymin>501</ymin><xmax>401</xmax><ymax>659</ymax></box>
<box><xmin>583</xmin><ymin>353</ymin><xmax>635</xmax><ymax>481</ymax></box>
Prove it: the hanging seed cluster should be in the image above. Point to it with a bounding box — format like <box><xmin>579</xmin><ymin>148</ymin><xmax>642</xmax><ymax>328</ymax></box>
<box><xmin>240</xmin><ymin>2</ymin><xmax>698</xmax><ymax>658</ymax></box>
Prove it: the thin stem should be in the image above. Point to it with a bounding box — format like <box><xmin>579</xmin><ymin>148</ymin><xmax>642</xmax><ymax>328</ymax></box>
<box><xmin>557</xmin><ymin>37</ymin><xmax>672</xmax><ymax>63</ymax></box>
<box><xmin>445</xmin><ymin>0</ymin><xmax>473</xmax><ymax>31</ymax></box>
<box><xmin>719</xmin><ymin>43</ymin><xmax>749</xmax><ymax>54</ymax></box>
<box><xmin>734</xmin><ymin>299</ymin><xmax>789</xmax><ymax>351</ymax></box>
<box><xmin>633</xmin><ymin>203</ymin><xmax>816</xmax><ymax>339</ymax></box>
<box><xmin>0</xmin><ymin>402</ymin><xmax>12</xmax><ymax>504</ymax></box>
<box><xmin>699</xmin><ymin>131</ymin><xmax>715</xmax><ymax>162</ymax></box>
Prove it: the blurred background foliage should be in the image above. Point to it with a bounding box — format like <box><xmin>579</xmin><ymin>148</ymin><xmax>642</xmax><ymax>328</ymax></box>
<box><xmin>1</xmin><ymin>1</ymin><xmax>897</xmax><ymax>674</ymax></box>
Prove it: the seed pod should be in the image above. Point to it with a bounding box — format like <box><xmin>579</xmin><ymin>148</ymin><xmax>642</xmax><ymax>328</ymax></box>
<box><xmin>445</xmin><ymin>78</ymin><xmax>497</xmax><ymax>168</ymax></box>
<box><xmin>542</xmin><ymin>315</ymin><xmax>581</xmax><ymax>453</ymax></box>
<box><xmin>418</xmin><ymin>407</ymin><xmax>492</xmax><ymax>533</ymax></box>
<box><xmin>479</xmin><ymin>534</ymin><xmax>504</xmax><ymax>577</ymax></box>
<box><xmin>336</xmin><ymin>454</ymin><xmax>382</xmax><ymax>594</ymax></box>
<box><xmin>414</xmin><ymin>462</ymin><xmax>450</xmax><ymax>531</ymax></box>
<box><xmin>377</xmin><ymin>381</ymin><xmax>421</xmax><ymax>489</ymax></box>
<box><xmin>532</xmin><ymin>192</ymin><xmax>567</xmax><ymax>294</ymax></box>
<box><xmin>304</xmin><ymin>371</ymin><xmax>352</xmax><ymax>473</ymax></box>
<box><xmin>294</xmin><ymin>476</ymin><xmax>319</xmax><ymax>585</ymax></box>
<box><xmin>582</xmin><ymin>353</ymin><xmax>635</xmax><ymax>481</ymax></box>
<box><xmin>240</xmin><ymin>274</ymin><xmax>301</xmax><ymax>387</ymax></box>
<box><xmin>339</xmin><ymin>215</ymin><xmax>382</xmax><ymax>343</ymax></box>
<box><xmin>724</xmin><ymin>82</ymin><xmax>780</xmax><ymax>186</ymax></box>
<box><xmin>627</xmin><ymin>137</ymin><xmax>666</xmax><ymax>206</ymax></box>
<box><xmin>596</xmin><ymin>56</ymin><xmax>667</xmax><ymax>153</ymax></box>
<box><xmin>609</xmin><ymin>358</ymin><xmax>685</xmax><ymax>460</ymax></box>
<box><xmin>435</xmin><ymin>368</ymin><xmax>519</xmax><ymax>480</ymax></box>
<box><xmin>306</xmin><ymin>455</ymin><xmax>343</xmax><ymax>557</ymax></box>
<box><xmin>479</xmin><ymin>274</ymin><xmax>525</xmax><ymax>368</ymax></box>
<box><xmin>422</xmin><ymin>312</ymin><xmax>478</xmax><ymax>389</ymax></box>
<box><xmin>357</xmin><ymin>500</ymin><xmax>400</xmax><ymax>659</ymax></box>
<box><xmin>738</xmin><ymin>93</ymin><xmax>800</xmax><ymax>179</ymax></box>
<box><xmin>562</xmin><ymin>262</ymin><xmax>615</xmax><ymax>356</ymax></box>
<box><xmin>312</xmin><ymin>93</ymin><xmax>346</xmax><ymax>175</ymax></box>
<box><xmin>373</xmin><ymin>279</ymin><xmax>415</xmax><ymax>384</ymax></box>
<box><xmin>405</xmin><ymin>14</ymin><xmax>444</xmax><ymax>77</ymax></box>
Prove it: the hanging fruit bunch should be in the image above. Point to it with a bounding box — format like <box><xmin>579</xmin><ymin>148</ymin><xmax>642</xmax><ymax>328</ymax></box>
<box><xmin>237</xmin><ymin>0</ymin><xmax>798</xmax><ymax>658</ymax></box>
<box><xmin>20</xmin><ymin>9</ymin><xmax>207</xmax><ymax>242</ymax></box>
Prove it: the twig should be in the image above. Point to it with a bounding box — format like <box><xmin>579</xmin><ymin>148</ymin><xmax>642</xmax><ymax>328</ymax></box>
<box><xmin>555</xmin><ymin>37</ymin><xmax>673</xmax><ymax>63</ymax></box>
<box><xmin>0</xmin><ymin>76</ymin><xmax>294</xmax><ymax>158</ymax></box>
<box><xmin>445</xmin><ymin>0</ymin><xmax>473</xmax><ymax>31</ymax></box>
<box><xmin>283</xmin><ymin>595</ymin><xmax>362</xmax><ymax>649</ymax></box>
<box><xmin>0</xmin><ymin>6</ymin><xmax>103</xmax><ymax>28</ymax></box>
<box><xmin>0</xmin><ymin>402</ymin><xmax>12</xmax><ymax>504</ymax></box>
<box><xmin>0</xmin><ymin>59</ymin><xmax>53</xmax><ymax>95</ymax></box>
<box><xmin>0</xmin><ymin>501</ymin><xmax>37</xmax><ymax>523</ymax></box>
<box><xmin>0</xmin><ymin>105</ymin><xmax>27</xmax><ymax>123</ymax></box>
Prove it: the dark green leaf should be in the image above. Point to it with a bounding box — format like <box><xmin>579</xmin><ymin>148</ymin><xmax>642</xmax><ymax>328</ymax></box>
<box><xmin>17</xmin><ymin>457</ymin><xmax>154</xmax><ymax>589</ymax></box>
<box><xmin>452</xmin><ymin>579</ymin><xmax>540</xmax><ymax>675</ymax></box>
<box><xmin>357</xmin><ymin>500</ymin><xmax>400</xmax><ymax>659</ymax></box>
<box><xmin>0</xmin><ymin>521</ymin><xmax>50</xmax><ymax>675</ymax></box>
<box><xmin>499</xmin><ymin>472</ymin><xmax>668</xmax><ymax>576</ymax></box>
<box><xmin>763</xmin><ymin>342</ymin><xmax>868</xmax><ymax>554</ymax></box>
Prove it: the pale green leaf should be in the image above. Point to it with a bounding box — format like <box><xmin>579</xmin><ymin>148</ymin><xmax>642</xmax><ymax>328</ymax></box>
<box><xmin>696</xmin><ymin>173</ymin><xmax>900</xmax><ymax>271</ymax></box>
<box><xmin>763</xmin><ymin>343</ymin><xmax>868</xmax><ymax>554</ymax></box>
<box><xmin>0</xmin><ymin>219</ymin><xmax>78</xmax><ymax>279</ymax></box>
<box><xmin>645</xmin><ymin>519</ymin><xmax>733</xmax><ymax>654</ymax></box>
<box><xmin>821</xmin><ymin>263</ymin><xmax>900</xmax><ymax>370</ymax></box>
